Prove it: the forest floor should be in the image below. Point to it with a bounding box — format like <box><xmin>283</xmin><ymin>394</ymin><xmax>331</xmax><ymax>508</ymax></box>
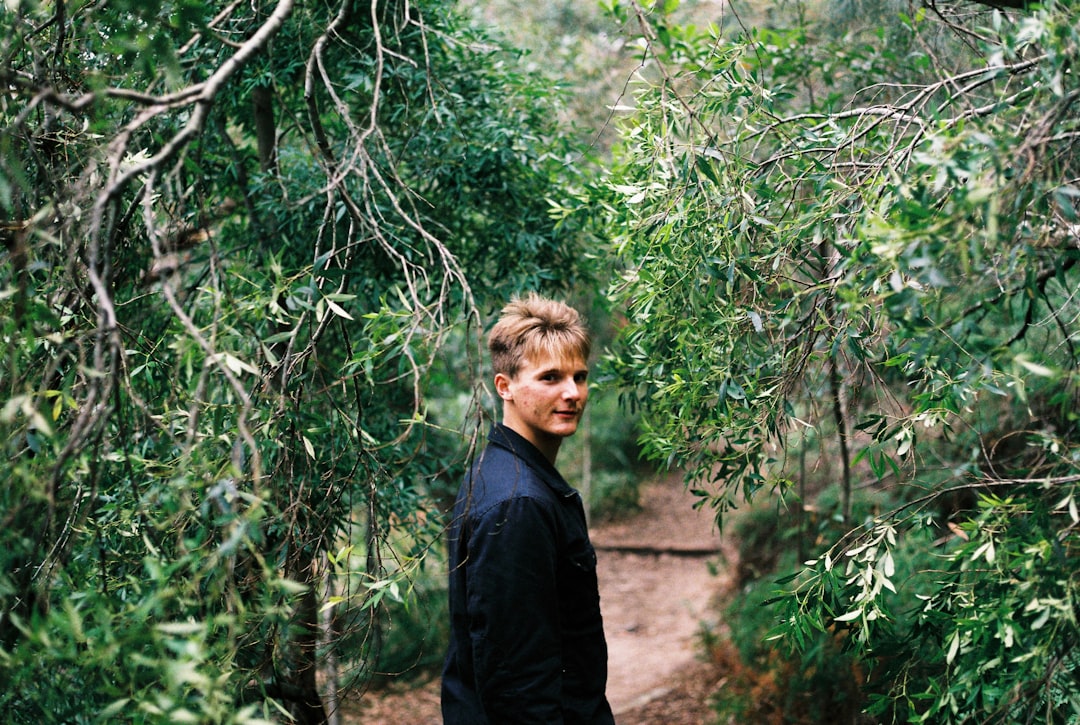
<box><xmin>344</xmin><ymin>473</ymin><xmax>739</xmax><ymax>725</ymax></box>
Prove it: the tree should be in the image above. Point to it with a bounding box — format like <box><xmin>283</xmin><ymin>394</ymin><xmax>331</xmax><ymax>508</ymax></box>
<box><xmin>0</xmin><ymin>0</ymin><xmax>588</xmax><ymax>721</ymax></box>
<box><xmin>590</xmin><ymin>0</ymin><xmax>1080</xmax><ymax>720</ymax></box>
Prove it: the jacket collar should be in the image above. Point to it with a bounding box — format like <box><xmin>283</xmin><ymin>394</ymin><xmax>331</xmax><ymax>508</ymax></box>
<box><xmin>488</xmin><ymin>423</ymin><xmax>577</xmax><ymax>498</ymax></box>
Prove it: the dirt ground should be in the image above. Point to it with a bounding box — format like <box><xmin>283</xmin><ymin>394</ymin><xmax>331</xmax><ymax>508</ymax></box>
<box><xmin>346</xmin><ymin>474</ymin><xmax>736</xmax><ymax>724</ymax></box>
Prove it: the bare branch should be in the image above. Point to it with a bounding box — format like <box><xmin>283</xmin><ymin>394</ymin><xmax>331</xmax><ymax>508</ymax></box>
<box><xmin>98</xmin><ymin>0</ymin><xmax>295</xmax><ymax>203</ymax></box>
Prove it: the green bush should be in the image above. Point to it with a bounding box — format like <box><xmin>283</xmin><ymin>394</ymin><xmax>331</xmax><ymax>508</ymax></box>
<box><xmin>713</xmin><ymin>506</ymin><xmax>868</xmax><ymax>724</ymax></box>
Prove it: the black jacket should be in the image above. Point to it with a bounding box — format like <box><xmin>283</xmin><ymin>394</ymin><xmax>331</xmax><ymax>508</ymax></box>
<box><xmin>441</xmin><ymin>423</ymin><xmax>615</xmax><ymax>724</ymax></box>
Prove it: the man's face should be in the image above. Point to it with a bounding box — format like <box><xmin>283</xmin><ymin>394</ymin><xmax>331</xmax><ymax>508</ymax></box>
<box><xmin>495</xmin><ymin>350</ymin><xmax>589</xmax><ymax>457</ymax></box>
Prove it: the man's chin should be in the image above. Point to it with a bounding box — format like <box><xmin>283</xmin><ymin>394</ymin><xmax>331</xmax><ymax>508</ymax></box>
<box><xmin>554</xmin><ymin>423</ymin><xmax>580</xmax><ymax>437</ymax></box>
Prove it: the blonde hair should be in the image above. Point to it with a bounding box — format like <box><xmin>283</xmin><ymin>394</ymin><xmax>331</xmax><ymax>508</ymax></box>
<box><xmin>488</xmin><ymin>293</ymin><xmax>591</xmax><ymax>378</ymax></box>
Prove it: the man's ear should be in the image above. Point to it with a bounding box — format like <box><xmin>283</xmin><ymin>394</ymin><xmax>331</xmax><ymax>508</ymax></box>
<box><xmin>494</xmin><ymin>372</ymin><xmax>513</xmax><ymax>400</ymax></box>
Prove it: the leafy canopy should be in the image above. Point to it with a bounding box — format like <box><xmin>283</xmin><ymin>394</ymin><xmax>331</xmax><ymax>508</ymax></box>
<box><xmin>592</xmin><ymin>0</ymin><xmax>1080</xmax><ymax>720</ymax></box>
<box><xmin>0</xmin><ymin>0</ymin><xmax>590</xmax><ymax>720</ymax></box>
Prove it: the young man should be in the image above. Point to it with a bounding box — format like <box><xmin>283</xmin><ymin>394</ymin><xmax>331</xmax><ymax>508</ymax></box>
<box><xmin>441</xmin><ymin>294</ymin><xmax>616</xmax><ymax>725</ymax></box>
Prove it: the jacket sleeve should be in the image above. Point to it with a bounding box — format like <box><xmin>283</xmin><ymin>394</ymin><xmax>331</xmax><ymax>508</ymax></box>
<box><xmin>466</xmin><ymin>495</ymin><xmax>564</xmax><ymax>724</ymax></box>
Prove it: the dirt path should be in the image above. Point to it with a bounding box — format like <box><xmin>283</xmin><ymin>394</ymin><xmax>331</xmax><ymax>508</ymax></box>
<box><xmin>347</xmin><ymin>474</ymin><xmax>734</xmax><ymax>724</ymax></box>
<box><xmin>592</xmin><ymin>476</ymin><xmax>736</xmax><ymax>722</ymax></box>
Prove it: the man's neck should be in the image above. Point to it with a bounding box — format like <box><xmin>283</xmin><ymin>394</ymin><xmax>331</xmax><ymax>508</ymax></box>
<box><xmin>501</xmin><ymin>417</ymin><xmax>562</xmax><ymax>465</ymax></box>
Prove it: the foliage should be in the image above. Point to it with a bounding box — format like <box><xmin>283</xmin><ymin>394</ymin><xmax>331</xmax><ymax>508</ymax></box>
<box><xmin>457</xmin><ymin>0</ymin><xmax>636</xmax><ymax>154</ymax></box>
<box><xmin>593</xmin><ymin>0</ymin><xmax>1080</xmax><ymax>721</ymax></box>
<box><xmin>0</xmin><ymin>0</ymin><xmax>591</xmax><ymax>720</ymax></box>
<box><xmin>716</xmin><ymin>579</ymin><xmax>866</xmax><ymax>724</ymax></box>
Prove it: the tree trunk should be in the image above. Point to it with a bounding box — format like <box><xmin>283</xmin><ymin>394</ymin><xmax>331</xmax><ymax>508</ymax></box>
<box><xmin>252</xmin><ymin>84</ymin><xmax>278</xmax><ymax>173</ymax></box>
<box><xmin>285</xmin><ymin>558</ymin><xmax>330</xmax><ymax>725</ymax></box>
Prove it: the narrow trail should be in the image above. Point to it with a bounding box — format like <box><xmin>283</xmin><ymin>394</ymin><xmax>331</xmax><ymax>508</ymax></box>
<box><xmin>348</xmin><ymin>474</ymin><xmax>736</xmax><ymax>724</ymax></box>
<box><xmin>592</xmin><ymin>475</ymin><xmax>737</xmax><ymax>723</ymax></box>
